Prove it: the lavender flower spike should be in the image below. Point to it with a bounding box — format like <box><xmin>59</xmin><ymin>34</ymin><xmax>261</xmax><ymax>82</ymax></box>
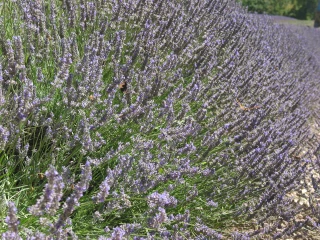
<box><xmin>53</xmin><ymin>161</ymin><xmax>92</xmax><ymax>233</ymax></box>
<box><xmin>147</xmin><ymin>191</ymin><xmax>178</xmax><ymax>208</ymax></box>
<box><xmin>2</xmin><ymin>202</ymin><xmax>22</xmax><ymax>240</ymax></box>
<box><xmin>28</xmin><ymin>165</ymin><xmax>65</xmax><ymax>216</ymax></box>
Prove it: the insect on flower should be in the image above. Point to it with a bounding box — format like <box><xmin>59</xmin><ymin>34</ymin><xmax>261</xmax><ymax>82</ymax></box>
<box><xmin>236</xmin><ymin>99</ymin><xmax>260</xmax><ymax>111</ymax></box>
<box><xmin>119</xmin><ymin>81</ymin><xmax>127</xmax><ymax>93</ymax></box>
<box><xmin>89</xmin><ymin>95</ymin><xmax>95</xmax><ymax>101</ymax></box>
<box><xmin>37</xmin><ymin>173</ymin><xmax>45</xmax><ymax>180</ymax></box>
<box><xmin>290</xmin><ymin>154</ymin><xmax>302</xmax><ymax>161</ymax></box>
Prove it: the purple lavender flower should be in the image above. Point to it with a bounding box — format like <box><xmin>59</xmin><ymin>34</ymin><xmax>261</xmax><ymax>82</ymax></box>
<box><xmin>2</xmin><ymin>202</ymin><xmax>22</xmax><ymax>240</ymax></box>
<box><xmin>147</xmin><ymin>207</ymin><xmax>168</xmax><ymax>230</ymax></box>
<box><xmin>1</xmin><ymin>0</ymin><xmax>320</xmax><ymax>238</ymax></box>
<box><xmin>147</xmin><ymin>191</ymin><xmax>177</xmax><ymax>209</ymax></box>
<box><xmin>94</xmin><ymin>169</ymin><xmax>114</xmax><ymax>203</ymax></box>
<box><xmin>53</xmin><ymin>161</ymin><xmax>91</xmax><ymax>232</ymax></box>
<box><xmin>28</xmin><ymin>165</ymin><xmax>65</xmax><ymax>216</ymax></box>
<box><xmin>194</xmin><ymin>222</ymin><xmax>223</xmax><ymax>239</ymax></box>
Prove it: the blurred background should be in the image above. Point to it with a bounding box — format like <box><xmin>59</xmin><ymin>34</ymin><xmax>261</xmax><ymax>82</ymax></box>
<box><xmin>237</xmin><ymin>0</ymin><xmax>320</xmax><ymax>27</ymax></box>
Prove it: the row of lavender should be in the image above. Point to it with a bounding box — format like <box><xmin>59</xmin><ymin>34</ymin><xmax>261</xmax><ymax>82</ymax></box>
<box><xmin>285</xmin><ymin>23</ymin><xmax>320</xmax><ymax>237</ymax></box>
<box><xmin>284</xmin><ymin>24</ymin><xmax>320</xmax><ymax>114</ymax></box>
<box><xmin>1</xmin><ymin>0</ymin><xmax>320</xmax><ymax>239</ymax></box>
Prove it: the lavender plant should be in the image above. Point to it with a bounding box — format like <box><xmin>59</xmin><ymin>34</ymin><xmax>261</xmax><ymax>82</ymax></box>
<box><xmin>1</xmin><ymin>0</ymin><xmax>320</xmax><ymax>239</ymax></box>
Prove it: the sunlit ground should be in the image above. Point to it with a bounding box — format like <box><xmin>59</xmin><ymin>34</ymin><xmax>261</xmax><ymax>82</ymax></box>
<box><xmin>270</xmin><ymin>15</ymin><xmax>314</xmax><ymax>27</ymax></box>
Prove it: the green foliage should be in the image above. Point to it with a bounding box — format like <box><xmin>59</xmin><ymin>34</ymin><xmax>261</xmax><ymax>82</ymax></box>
<box><xmin>240</xmin><ymin>0</ymin><xmax>269</xmax><ymax>14</ymax></box>
<box><xmin>238</xmin><ymin>0</ymin><xmax>318</xmax><ymax>20</ymax></box>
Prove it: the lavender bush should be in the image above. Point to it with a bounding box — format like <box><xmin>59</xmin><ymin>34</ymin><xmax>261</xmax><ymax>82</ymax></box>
<box><xmin>1</xmin><ymin>0</ymin><xmax>320</xmax><ymax>239</ymax></box>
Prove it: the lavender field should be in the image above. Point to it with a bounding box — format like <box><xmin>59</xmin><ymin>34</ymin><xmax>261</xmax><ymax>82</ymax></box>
<box><xmin>1</xmin><ymin>0</ymin><xmax>320</xmax><ymax>239</ymax></box>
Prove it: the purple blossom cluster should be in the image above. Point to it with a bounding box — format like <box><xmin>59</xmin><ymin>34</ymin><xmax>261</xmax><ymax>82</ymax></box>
<box><xmin>1</xmin><ymin>0</ymin><xmax>320</xmax><ymax>239</ymax></box>
<box><xmin>2</xmin><ymin>202</ymin><xmax>22</xmax><ymax>240</ymax></box>
<box><xmin>28</xmin><ymin>165</ymin><xmax>65</xmax><ymax>216</ymax></box>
